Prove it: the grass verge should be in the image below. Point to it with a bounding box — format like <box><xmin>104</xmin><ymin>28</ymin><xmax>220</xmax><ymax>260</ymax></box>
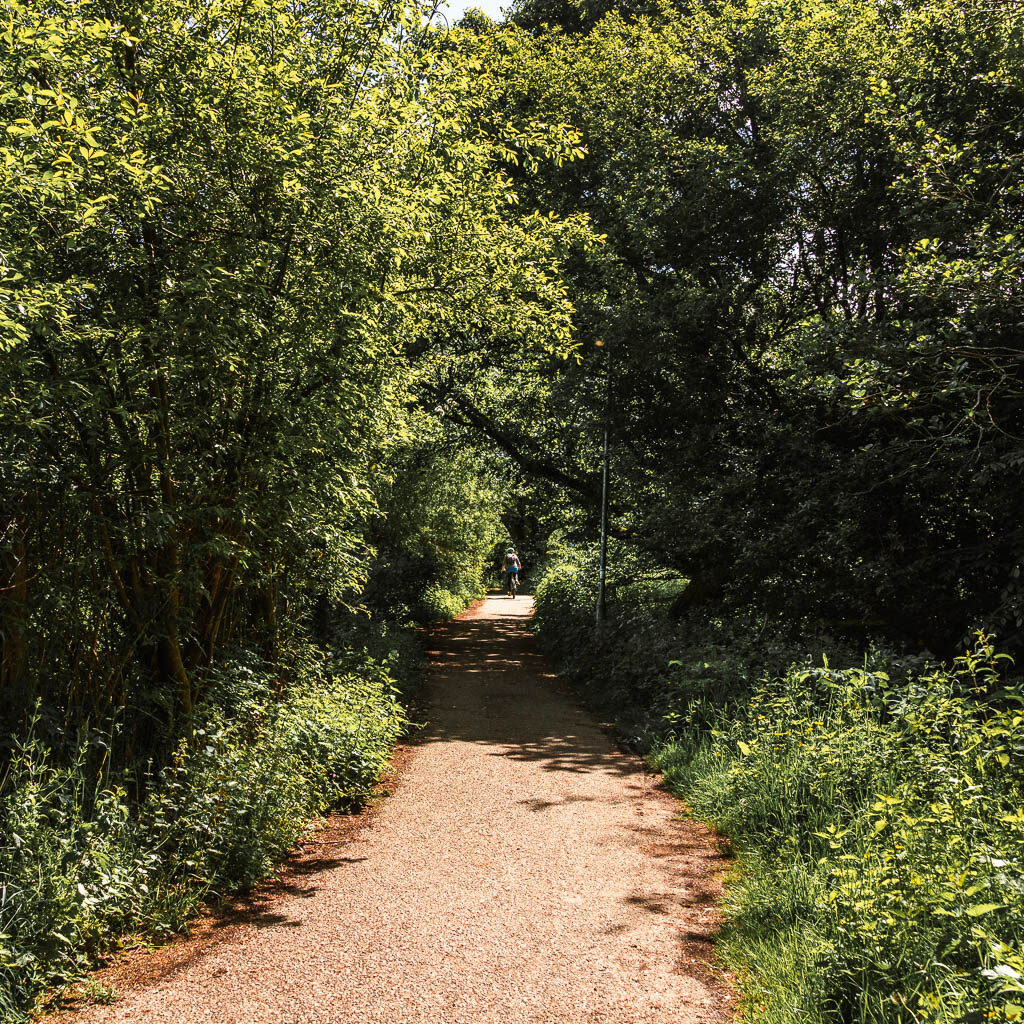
<box><xmin>534</xmin><ymin>552</ymin><xmax>1024</xmax><ymax>1024</ymax></box>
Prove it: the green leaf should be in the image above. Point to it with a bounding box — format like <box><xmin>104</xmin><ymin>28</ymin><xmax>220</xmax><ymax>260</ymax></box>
<box><xmin>966</xmin><ymin>903</ymin><xmax>1003</xmax><ymax>917</ymax></box>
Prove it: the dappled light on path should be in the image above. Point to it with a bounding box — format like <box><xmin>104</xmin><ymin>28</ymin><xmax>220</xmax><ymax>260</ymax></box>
<box><xmin>59</xmin><ymin>596</ymin><xmax>733</xmax><ymax>1024</ymax></box>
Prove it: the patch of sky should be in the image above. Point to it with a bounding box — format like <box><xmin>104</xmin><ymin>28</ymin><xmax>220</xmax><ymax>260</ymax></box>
<box><xmin>438</xmin><ymin>0</ymin><xmax>509</xmax><ymax>24</ymax></box>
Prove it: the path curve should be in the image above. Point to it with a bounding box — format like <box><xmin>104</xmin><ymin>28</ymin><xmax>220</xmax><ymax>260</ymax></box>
<box><xmin>62</xmin><ymin>596</ymin><xmax>733</xmax><ymax>1024</ymax></box>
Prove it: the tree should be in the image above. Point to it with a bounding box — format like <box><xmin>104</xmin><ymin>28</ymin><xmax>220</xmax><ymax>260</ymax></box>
<box><xmin>0</xmin><ymin>0</ymin><xmax>585</xmax><ymax>747</ymax></box>
<box><xmin>435</xmin><ymin>0</ymin><xmax>1024</xmax><ymax>652</ymax></box>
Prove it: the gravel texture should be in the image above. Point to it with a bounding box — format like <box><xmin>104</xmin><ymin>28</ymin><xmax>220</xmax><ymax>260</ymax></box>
<box><xmin>57</xmin><ymin>596</ymin><xmax>734</xmax><ymax>1024</ymax></box>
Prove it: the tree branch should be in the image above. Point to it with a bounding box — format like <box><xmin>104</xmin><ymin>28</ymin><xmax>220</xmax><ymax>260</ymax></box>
<box><xmin>426</xmin><ymin>385</ymin><xmax>601</xmax><ymax>501</ymax></box>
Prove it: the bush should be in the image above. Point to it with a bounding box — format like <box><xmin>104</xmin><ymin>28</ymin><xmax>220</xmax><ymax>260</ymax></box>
<box><xmin>0</xmin><ymin>642</ymin><xmax>406</xmax><ymax>1022</ymax></box>
<box><xmin>533</xmin><ymin>544</ymin><xmax>813</xmax><ymax>740</ymax></box>
<box><xmin>535</xmin><ymin>551</ymin><xmax>1024</xmax><ymax>1024</ymax></box>
<box><xmin>417</xmin><ymin>582</ymin><xmax>482</xmax><ymax>623</ymax></box>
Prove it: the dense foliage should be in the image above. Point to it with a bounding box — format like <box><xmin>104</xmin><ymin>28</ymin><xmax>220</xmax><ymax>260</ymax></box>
<box><xmin>446</xmin><ymin>0</ymin><xmax>1024</xmax><ymax>656</ymax></box>
<box><xmin>363</xmin><ymin>420</ymin><xmax>505</xmax><ymax>621</ymax></box>
<box><xmin>535</xmin><ymin>552</ymin><xmax>1024</xmax><ymax>1024</ymax></box>
<box><xmin>0</xmin><ymin>621</ymin><xmax>411</xmax><ymax>1018</ymax></box>
<box><xmin>0</xmin><ymin>0</ymin><xmax>581</xmax><ymax>1016</ymax></box>
<box><xmin>0</xmin><ymin>0</ymin><xmax>583</xmax><ymax>742</ymax></box>
<box><xmin>4</xmin><ymin>0</ymin><xmax>1024</xmax><ymax>1018</ymax></box>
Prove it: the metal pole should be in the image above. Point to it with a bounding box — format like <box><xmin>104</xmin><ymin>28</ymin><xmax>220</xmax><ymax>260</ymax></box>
<box><xmin>596</xmin><ymin>415</ymin><xmax>610</xmax><ymax>626</ymax></box>
<box><xmin>596</xmin><ymin>343</ymin><xmax>611</xmax><ymax>628</ymax></box>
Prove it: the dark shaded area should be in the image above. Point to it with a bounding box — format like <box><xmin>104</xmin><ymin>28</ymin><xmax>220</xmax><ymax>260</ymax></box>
<box><xmin>435</xmin><ymin>0</ymin><xmax>1024</xmax><ymax>661</ymax></box>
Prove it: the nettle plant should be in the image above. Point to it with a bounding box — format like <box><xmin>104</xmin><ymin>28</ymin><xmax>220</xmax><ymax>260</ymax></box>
<box><xmin>715</xmin><ymin>637</ymin><xmax>1024</xmax><ymax>1021</ymax></box>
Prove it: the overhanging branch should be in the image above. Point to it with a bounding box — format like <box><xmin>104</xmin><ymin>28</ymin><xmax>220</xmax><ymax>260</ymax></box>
<box><xmin>425</xmin><ymin>385</ymin><xmax>601</xmax><ymax>502</ymax></box>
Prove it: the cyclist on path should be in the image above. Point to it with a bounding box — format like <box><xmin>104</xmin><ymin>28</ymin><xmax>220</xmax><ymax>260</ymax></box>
<box><xmin>503</xmin><ymin>548</ymin><xmax>522</xmax><ymax>597</ymax></box>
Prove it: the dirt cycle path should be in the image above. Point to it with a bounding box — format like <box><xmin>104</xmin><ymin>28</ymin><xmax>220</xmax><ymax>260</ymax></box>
<box><xmin>60</xmin><ymin>596</ymin><xmax>733</xmax><ymax>1024</ymax></box>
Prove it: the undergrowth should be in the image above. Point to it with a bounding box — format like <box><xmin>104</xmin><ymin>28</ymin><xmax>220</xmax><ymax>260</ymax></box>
<box><xmin>535</xmin><ymin>548</ymin><xmax>1024</xmax><ymax>1024</ymax></box>
<box><xmin>0</xmin><ymin>619</ymin><xmax>414</xmax><ymax>1022</ymax></box>
<box><xmin>418</xmin><ymin>581</ymin><xmax>484</xmax><ymax>622</ymax></box>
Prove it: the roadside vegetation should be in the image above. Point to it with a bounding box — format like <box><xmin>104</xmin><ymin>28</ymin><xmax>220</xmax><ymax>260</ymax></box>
<box><xmin>535</xmin><ymin>550</ymin><xmax>1024</xmax><ymax>1024</ymax></box>
<box><xmin>0</xmin><ymin>620</ymin><xmax>410</xmax><ymax>1020</ymax></box>
<box><xmin>3</xmin><ymin>0</ymin><xmax>1023</xmax><ymax>1020</ymax></box>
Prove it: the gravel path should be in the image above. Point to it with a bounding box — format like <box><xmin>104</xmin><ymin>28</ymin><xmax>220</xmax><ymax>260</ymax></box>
<box><xmin>61</xmin><ymin>596</ymin><xmax>733</xmax><ymax>1024</ymax></box>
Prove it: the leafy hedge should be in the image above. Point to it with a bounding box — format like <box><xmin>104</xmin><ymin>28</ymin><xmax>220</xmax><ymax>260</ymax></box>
<box><xmin>418</xmin><ymin>582</ymin><xmax>483</xmax><ymax>623</ymax></box>
<box><xmin>0</xmin><ymin>630</ymin><xmax>410</xmax><ymax>1022</ymax></box>
<box><xmin>534</xmin><ymin>551</ymin><xmax>1024</xmax><ymax>1024</ymax></box>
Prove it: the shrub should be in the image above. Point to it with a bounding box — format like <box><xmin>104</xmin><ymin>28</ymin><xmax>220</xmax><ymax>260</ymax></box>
<box><xmin>417</xmin><ymin>582</ymin><xmax>482</xmax><ymax>622</ymax></box>
<box><xmin>535</xmin><ymin>551</ymin><xmax>1024</xmax><ymax>1024</ymax></box>
<box><xmin>0</xmin><ymin>643</ymin><xmax>406</xmax><ymax>1022</ymax></box>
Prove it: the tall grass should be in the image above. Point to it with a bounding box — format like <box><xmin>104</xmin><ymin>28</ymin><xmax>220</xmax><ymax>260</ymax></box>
<box><xmin>535</xmin><ymin>553</ymin><xmax>1024</xmax><ymax>1024</ymax></box>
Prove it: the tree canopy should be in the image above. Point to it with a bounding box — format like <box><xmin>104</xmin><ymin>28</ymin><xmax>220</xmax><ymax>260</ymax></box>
<box><xmin>434</xmin><ymin>0</ymin><xmax>1024</xmax><ymax>654</ymax></box>
<box><xmin>0</xmin><ymin>0</ymin><xmax>587</xmax><ymax>744</ymax></box>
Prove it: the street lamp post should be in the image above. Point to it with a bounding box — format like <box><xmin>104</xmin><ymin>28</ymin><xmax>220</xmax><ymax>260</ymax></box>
<box><xmin>595</xmin><ymin>340</ymin><xmax>610</xmax><ymax>629</ymax></box>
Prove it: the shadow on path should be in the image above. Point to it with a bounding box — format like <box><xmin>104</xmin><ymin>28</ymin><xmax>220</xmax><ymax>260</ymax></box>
<box><xmin>422</xmin><ymin>599</ymin><xmax>645</xmax><ymax>778</ymax></box>
<box><xmin>49</xmin><ymin>595</ymin><xmax>735</xmax><ymax>1024</ymax></box>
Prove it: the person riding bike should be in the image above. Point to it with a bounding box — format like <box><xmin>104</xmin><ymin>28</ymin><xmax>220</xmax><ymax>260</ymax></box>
<box><xmin>503</xmin><ymin>548</ymin><xmax>522</xmax><ymax>597</ymax></box>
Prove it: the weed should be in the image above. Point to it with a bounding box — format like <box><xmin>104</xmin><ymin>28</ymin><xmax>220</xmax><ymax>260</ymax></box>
<box><xmin>81</xmin><ymin>980</ymin><xmax>117</xmax><ymax>1005</ymax></box>
<box><xmin>536</xmin><ymin>554</ymin><xmax>1024</xmax><ymax>1024</ymax></box>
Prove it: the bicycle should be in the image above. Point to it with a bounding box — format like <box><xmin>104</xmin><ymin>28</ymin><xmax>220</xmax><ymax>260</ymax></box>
<box><xmin>506</xmin><ymin>571</ymin><xmax>519</xmax><ymax>599</ymax></box>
